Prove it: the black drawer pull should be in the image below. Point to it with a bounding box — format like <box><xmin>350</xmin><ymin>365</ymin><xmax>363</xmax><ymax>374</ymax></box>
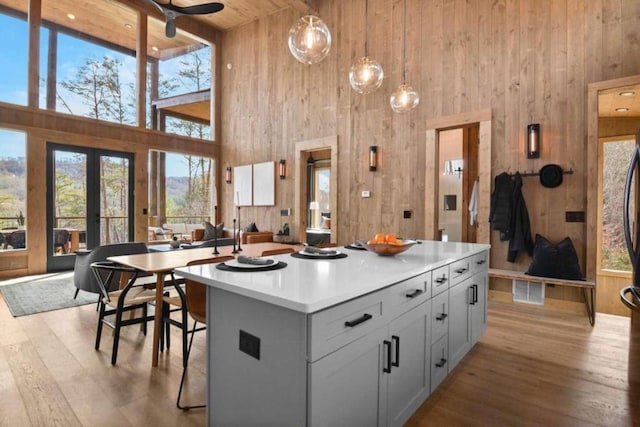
<box><xmin>469</xmin><ymin>286</ymin><xmax>476</xmax><ymax>305</ymax></box>
<box><xmin>476</xmin><ymin>259</ymin><xmax>486</xmax><ymax>265</ymax></box>
<box><xmin>435</xmin><ymin>358</ymin><xmax>447</xmax><ymax>368</ymax></box>
<box><xmin>344</xmin><ymin>313</ymin><xmax>373</xmax><ymax>328</ymax></box>
<box><xmin>383</xmin><ymin>340</ymin><xmax>392</xmax><ymax>373</ymax></box>
<box><xmin>405</xmin><ymin>289</ymin><xmax>423</xmax><ymax>299</ymax></box>
<box><xmin>435</xmin><ymin>313</ymin><xmax>448</xmax><ymax>321</ymax></box>
<box><xmin>435</xmin><ymin>276</ymin><xmax>448</xmax><ymax>284</ymax></box>
<box><xmin>455</xmin><ymin>267</ymin><xmax>468</xmax><ymax>274</ymax></box>
<box><xmin>473</xmin><ymin>284</ymin><xmax>478</xmax><ymax>304</ymax></box>
<box><xmin>392</xmin><ymin>335</ymin><xmax>400</xmax><ymax>367</ymax></box>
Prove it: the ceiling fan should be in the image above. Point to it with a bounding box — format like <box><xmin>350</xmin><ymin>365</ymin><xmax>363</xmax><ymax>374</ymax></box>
<box><xmin>147</xmin><ymin>0</ymin><xmax>224</xmax><ymax>38</ymax></box>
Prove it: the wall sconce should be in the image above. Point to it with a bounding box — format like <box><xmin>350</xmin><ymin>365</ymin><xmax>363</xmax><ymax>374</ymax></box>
<box><xmin>369</xmin><ymin>146</ymin><xmax>378</xmax><ymax>171</ymax></box>
<box><xmin>527</xmin><ymin>123</ymin><xmax>541</xmax><ymax>159</ymax></box>
<box><xmin>279</xmin><ymin>159</ymin><xmax>286</xmax><ymax>179</ymax></box>
<box><xmin>225</xmin><ymin>166</ymin><xmax>232</xmax><ymax>184</ymax></box>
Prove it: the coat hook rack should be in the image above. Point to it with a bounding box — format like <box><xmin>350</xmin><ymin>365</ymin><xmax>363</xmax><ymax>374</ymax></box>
<box><xmin>507</xmin><ymin>167</ymin><xmax>573</xmax><ymax>178</ymax></box>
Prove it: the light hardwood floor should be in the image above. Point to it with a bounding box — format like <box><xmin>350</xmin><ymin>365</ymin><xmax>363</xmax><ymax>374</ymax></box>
<box><xmin>1</xmin><ymin>290</ymin><xmax>638</xmax><ymax>426</ymax></box>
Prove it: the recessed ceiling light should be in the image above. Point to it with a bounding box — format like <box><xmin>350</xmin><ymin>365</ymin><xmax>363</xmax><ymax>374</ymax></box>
<box><xmin>124</xmin><ymin>23</ymin><xmax>133</xmax><ymax>29</ymax></box>
<box><xmin>619</xmin><ymin>90</ymin><xmax>636</xmax><ymax>97</ymax></box>
<box><xmin>67</xmin><ymin>13</ymin><xmax>76</xmax><ymax>20</ymax></box>
<box><xmin>151</xmin><ymin>46</ymin><xmax>159</xmax><ymax>52</ymax></box>
<box><xmin>616</xmin><ymin>107</ymin><xmax>629</xmax><ymax>112</ymax></box>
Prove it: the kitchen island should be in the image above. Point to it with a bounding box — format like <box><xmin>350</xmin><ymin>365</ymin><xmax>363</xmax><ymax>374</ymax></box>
<box><xmin>175</xmin><ymin>240</ymin><xmax>490</xmax><ymax>427</ymax></box>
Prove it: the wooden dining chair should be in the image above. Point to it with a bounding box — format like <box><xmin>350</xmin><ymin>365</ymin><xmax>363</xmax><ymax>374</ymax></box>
<box><xmin>313</xmin><ymin>242</ymin><xmax>337</xmax><ymax>248</ymax></box>
<box><xmin>260</xmin><ymin>247</ymin><xmax>295</xmax><ymax>257</ymax></box>
<box><xmin>164</xmin><ymin>256</ymin><xmax>233</xmax><ymax>410</ymax></box>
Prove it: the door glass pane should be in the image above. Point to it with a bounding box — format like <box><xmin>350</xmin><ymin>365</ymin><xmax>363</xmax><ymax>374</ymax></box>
<box><xmin>53</xmin><ymin>151</ymin><xmax>87</xmax><ymax>254</ymax></box>
<box><xmin>601</xmin><ymin>139</ymin><xmax>635</xmax><ymax>272</ymax></box>
<box><xmin>0</xmin><ymin>129</ymin><xmax>27</xmax><ymax>251</ymax></box>
<box><xmin>100</xmin><ymin>155</ymin><xmax>130</xmax><ymax>244</ymax></box>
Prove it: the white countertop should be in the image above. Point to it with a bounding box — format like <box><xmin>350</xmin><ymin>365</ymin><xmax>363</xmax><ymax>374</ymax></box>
<box><xmin>174</xmin><ymin>240</ymin><xmax>490</xmax><ymax>313</ymax></box>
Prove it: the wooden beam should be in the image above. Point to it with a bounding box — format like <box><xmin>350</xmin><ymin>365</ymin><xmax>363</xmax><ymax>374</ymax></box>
<box><xmin>152</xmin><ymin>89</ymin><xmax>210</xmax><ymax>110</ymax></box>
<box><xmin>137</xmin><ymin>10</ymin><xmax>148</xmax><ymax>128</ymax></box>
<box><xmin>27</xmin><ymin>0</ymin><xmax>41</xmax><ymax>108</ymax></box>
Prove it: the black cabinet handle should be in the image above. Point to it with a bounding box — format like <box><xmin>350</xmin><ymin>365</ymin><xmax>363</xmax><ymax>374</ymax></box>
<box><xmin>435</xmin><ymin>358</ymin><xmax>447</xmax><ymax>368</ymax></box>
<box><xmin>435</xmin><ymin>313</ymin><xmax>448</xmax><ymax>321</ymax></box>
<box><xmin>476</xmin><ymin>259</ymin><xmax>486</xmax><ymax>265</ymax></box>
<box><xmin>344</xmin><ymin>313</ymin><xmax>373</xmax><ymax>328</ymax></box>
<box><xmin>435</xmin><ymin>275</ymin><xmax>448</xmax><ymax>284</ymax></box>
<box><xmin>392</xmin><ymin>335</ymin><xmax>400</xmax><ymax>367</ymax></box>
<box><xmin>405</xmin><ymin>289</ymin><xmax>423</xmax><ymax>299</ymax></box>
<box><xmin>469</xmin><ymin>286</ymin><xmax>476</xmax><ymax>305</ymax></box>
<box><xmin>383</xmin><ymin>340</ymin><xmax>392</xmax><ymax>373</ymax></box>
<box><xmin>455</xmin><ymin>267</ymin><xmax>468</xmax><ymax>274</ymax></box>
<box><xmin>473</xmin><ymin>284</ymin><xmax>478</xmax><ymax>304</ymax></box>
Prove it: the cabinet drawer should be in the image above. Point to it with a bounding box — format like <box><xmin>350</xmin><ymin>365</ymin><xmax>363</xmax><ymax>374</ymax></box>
<box><xmin>308</xmin><ymin>290</ymin><xmax>385</xmax><ymax>361</ymax></box>
<box><xmin>471</xmin><ymin>251</ymin><xmax>489</xmax><ymax>274</ymax></box>
<box><xmin>430</xmin><ymin>334</ymin><xmax>448</xmax><ymax>393</ymax></box>
<box><xmin>431</xmin><ymin>290</ymin><xmax>449</xmax><ymax>343</ymax></box>
<box><xmin>432</xmin><ymin>265</ymin><xmax>449</xmax><ymax>296</ymax></box>
<box><xmin>387</xmin><ymin>272</ymin><xmax>431</xmax><ymax>318</ymax></box>
<box><xmin>449</xmin><ymin>257</ymin><xmax>472</xmax><ymax>285</ymax></box>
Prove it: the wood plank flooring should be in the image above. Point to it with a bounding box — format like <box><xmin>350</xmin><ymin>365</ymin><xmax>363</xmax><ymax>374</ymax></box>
<box><xmin>0</xmin><ymin>289</ymin><xmax>638</xmax><ymax>426</ymax></box>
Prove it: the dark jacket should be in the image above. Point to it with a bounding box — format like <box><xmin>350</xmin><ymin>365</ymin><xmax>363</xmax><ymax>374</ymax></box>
<box><xmin>490</xmin><ymin>172</ymin><xmax>513</xmax><ymax>241</ymax></box>
<box><xmin>507</xmin><ymin>173</ymin><xmax>534</xmax><ymax>262</ymax></box>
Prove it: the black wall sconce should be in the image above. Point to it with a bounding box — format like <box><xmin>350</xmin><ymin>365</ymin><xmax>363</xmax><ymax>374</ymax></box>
<box><xmin>279</xmin><ymin>159</ymin><xmax>286</xmax><ymax>179</ymax></box>
<box><xmin>527</xmin><ymin>123</ymin><xmax>541</xmax><ymax>159</ymax></box>
<box><xmin>369</xmin><ymin>145</ymin><xmax>378</xmax><ymax>171</ymax></box>
<box><xmin>225</xmin><ymin>166</ymin><xmax>232</xmax><ymax>184</ymax></box>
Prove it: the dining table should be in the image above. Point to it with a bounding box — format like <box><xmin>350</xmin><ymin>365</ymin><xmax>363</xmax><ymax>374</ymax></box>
<box><xmin>108</xmin><ymin>241</ymin><xmax>304</xmax><ymax>367</ymax></box>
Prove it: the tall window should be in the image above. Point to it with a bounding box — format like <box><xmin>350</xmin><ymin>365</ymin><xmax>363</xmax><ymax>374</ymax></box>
<box><xmin>148</xmin><ymin>151</ymin><xmax>214</xmax><ymax>226</ymax></box>
<box><xmin>0</xmin><ymin>8</ymin><xmax>27</xmax><ymax>106</ymax></box>
<box><xmin>599</xmin><ymin>137</ymin><xmax>635</xmax><ymax>273</ymax></box>
<box><xmin>0</xmin><ymin>129</ymin><xmax>27</xmax><ymax>250</ymax></box>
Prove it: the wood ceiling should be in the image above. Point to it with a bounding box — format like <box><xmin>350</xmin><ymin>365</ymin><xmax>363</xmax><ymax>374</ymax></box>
<box><xmin>598</xmin><ymin>85</ymin><xmax>640</xmax><ymax>118</ymax></box>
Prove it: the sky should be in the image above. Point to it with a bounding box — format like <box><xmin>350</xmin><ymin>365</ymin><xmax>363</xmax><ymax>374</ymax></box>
<box><xmin>0</xmin><ymin>9</ymin><xmax>210</xmax><ymax>177</ymax></box>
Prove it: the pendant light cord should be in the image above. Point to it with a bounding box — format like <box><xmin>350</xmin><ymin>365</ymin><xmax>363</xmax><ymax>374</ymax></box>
<box><xmin>364</xmin><ymin>0</ymin><xmax>369</xmax><ymax>56</ymax></box>
<box><xmin>401</xmin><ymin>0</ymin><xmax>407</xmax><ymax>83</ymax></box>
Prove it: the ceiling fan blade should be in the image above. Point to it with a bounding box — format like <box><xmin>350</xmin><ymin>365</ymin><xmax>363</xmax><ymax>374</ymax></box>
<box><xmin>170</xmin><ymin>3</ymin><xmax>224</xmax><ymax>15</ymax></box>
<box><xmin>165</xmin><ymin>17</ymin><xmax>177</xmax><ymax>38</ymax></box>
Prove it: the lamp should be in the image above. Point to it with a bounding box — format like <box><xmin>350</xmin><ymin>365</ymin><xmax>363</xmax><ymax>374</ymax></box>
<box><xmin>225</xmin><ymin>166</ymin><xmax>232</xmax><ymax>184</ymax></box>
<box><xmin>288</xmin><ymin>4</ymin><xmax>332</xmax><ymax>65</ymax></box>
<box><xmin>279</xmin><ymin>159</ymin><xmax>286</xmax><ymax>179</ymax></box>
<box><xmin>527</xmin><ymin>123</ymin><xmax>541</xmax><ymax>159</ymax></box>
<box><xmin>349</xmin><ymin>0</ymin><xmax>384</xmax><ymax>94</ymax></box>
<box><xmin>390</xmin><ymin>0</ymin><xmax>419</xmax><ymax>113</ymax></box>
<box><xmin>369</xmin><ymin>145</ymin><xmax>378</xmax><ymax>171</ymax></box>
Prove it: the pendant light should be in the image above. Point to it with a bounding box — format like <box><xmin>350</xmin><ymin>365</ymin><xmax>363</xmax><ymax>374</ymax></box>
<box><xmin>349</xmin><ymin>0</ymin><xmax>384</xmax><ymax>94</ymax></box>
<box><xmin>288</xmin><ymin>3</ymin><xmax>332</xmax><ymax>65</ymax></box>
<box><xmin>390</xmin><ymin>0</ymin><xmax>419</xmax><ymax>113</ymax></box>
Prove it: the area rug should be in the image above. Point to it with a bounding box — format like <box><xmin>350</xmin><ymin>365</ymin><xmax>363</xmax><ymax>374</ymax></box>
<box><xmin>0</xmin><ymin>274</ymin><xmax>97</xmax><ymax>317</ymax></box>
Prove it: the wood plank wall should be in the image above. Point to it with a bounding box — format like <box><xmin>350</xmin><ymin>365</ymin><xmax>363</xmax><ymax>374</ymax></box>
<box><xmin>219</xmin><ymin>0</ymin><xmax>640</xmax><ymax>306</ymax></box>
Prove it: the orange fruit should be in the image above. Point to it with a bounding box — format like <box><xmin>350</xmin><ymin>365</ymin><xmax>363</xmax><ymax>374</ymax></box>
<box><xmin>367</xmin><ymin>239</ymin><xmax>377</xmax><ymax>245</ymax></box>
<box><xmin>374</xmin><ymin>233</ymin><xmax>385</xmax><ymax>243</ymax></box>
<box><xmin>385</xmin><ymin>233</ymin><xmax>397</xmax><ymax>243</ymax></box>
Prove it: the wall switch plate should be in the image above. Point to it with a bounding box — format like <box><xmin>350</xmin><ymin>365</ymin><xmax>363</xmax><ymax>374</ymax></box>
<box><xmin>361</xmin><ymin>190</ymin><xmax>370</xmax><ymax>198</ymax></box>
<box><xmin>239</xmin><ymin>330</ymin><xmax>260</xmax><ymax>360</ymax></box>
<box><xmin>565</xmin><ymin>211</ymin><xmax>585</xmax><ymax>222</ymax></box>
<box><xmin>280</xmin><ymin>208</ymin><xmax>291</xmax><ymax>216</ymax></box>
<box><xmin>142</xmin><ymin>208</ymin><xmax>148</xmax><ymax>215</ymax></box>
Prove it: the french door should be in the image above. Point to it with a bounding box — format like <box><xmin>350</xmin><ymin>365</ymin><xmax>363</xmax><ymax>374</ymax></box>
<box><xmin>46</xmin><ymin>143</ymin><xmax>134</xmax><ymax>271</ymax></box>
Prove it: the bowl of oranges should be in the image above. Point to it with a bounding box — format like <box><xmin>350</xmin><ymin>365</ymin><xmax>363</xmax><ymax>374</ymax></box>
<box><xmin>358</xmin><ymin>233</ymin><xmax>417</xmax><ymax>256</ymax></box>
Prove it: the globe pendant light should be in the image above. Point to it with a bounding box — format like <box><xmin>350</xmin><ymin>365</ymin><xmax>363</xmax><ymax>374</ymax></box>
<box><xmin>390</xmin><ymin>0</ymin><xmax>419</xmax><ymax>113</ymax></box>
<box><xmin>288</xmin><ymin>10</ymin><xmax>332</xmax><ymax>64</ymax></box>
<box><xmin>349</xmin><ymin>0</ymin><xmax>384</xmax><ymax>94</ymax></box>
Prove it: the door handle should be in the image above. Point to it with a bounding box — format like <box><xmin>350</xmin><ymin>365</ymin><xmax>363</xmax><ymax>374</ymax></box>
<box><xmin>391</xmin><ymin>335</ymin><xmax>400</xmax><ymax>368</ymax></box>
<box><xmin>383</xmin><ymin>340</ymin><xmax>392</xmax><ymax>373</ymax></box>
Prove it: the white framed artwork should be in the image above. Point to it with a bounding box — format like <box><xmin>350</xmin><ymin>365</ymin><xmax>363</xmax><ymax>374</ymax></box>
<box><xmin>253</xmin><ymin>161</ymin><xmax>275</xmax><ymax>206</ymax></box>
<box><xmin>233</xmin><ymin>164</ymin><xmax>253</xmax><ymax>206</ymax></box>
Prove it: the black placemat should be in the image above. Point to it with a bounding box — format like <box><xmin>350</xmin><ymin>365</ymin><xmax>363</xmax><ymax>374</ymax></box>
<box><xmin>216</xmin><ymin>261</ymin><xmax>288</xmax><ymax>272</ymax></box>
<box><xmin>291</xmin><ymin>252</ymin><xmax>348</xmax><ymax>260</ymax></box>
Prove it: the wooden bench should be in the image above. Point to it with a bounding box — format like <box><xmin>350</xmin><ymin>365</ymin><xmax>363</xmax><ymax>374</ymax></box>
<box><xmin>488</xmin><ymin>268</ymin><xmax>596</xmax><ymax>326</ymax></box>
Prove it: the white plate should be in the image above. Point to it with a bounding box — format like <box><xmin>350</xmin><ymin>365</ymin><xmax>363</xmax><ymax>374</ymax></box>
<box><xmin>299</xmin><ymin>250</ymin><xmax>341</xmax><ymax>257</ymax></box>
<box><xmin>224</xmin><ymin>257</ymin><xmax>276</xmax><ymax>269</ymax></box>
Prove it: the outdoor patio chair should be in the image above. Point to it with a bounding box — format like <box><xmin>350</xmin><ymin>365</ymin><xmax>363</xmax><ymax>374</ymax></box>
<box><xmin>6</xmin><ymin>230</ymin><xmax>25</xmax><ymax>249</ymax></box>
<box><xmin>53</xmin><ymin>228</ymin><xmax>70</xmax><ymax>254</ymax></box>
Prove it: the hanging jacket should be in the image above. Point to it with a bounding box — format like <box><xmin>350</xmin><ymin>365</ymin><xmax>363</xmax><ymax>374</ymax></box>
<box><xmin>507</xmin><ymin>172</ymin><xmax>534</xmax><ymax>262</ymax></box>
<box><xmin>490</xmin><ymin>172</ymin><xmax>513</xmax><ymax>241</ymax></box>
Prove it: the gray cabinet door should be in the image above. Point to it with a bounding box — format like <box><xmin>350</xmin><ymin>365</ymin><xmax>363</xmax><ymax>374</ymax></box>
<box><xmin>386</xmin><ymin>301</ymin><xmax>431</xmax><ymax>427</ymax></box>
<box><xmin>448</xmin><ymin>277</ymin><xmax>472</xmax><ymax>371</ymax></box>
<box><xmin>309</xmin><ymin>327</ymin><xmax>388</xmax><ymax>427</ymax></box>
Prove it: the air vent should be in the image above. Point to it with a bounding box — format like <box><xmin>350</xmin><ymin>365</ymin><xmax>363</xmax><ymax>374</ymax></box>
<box><xmin>512</xmin><ymin>279</ymin><xmax>544</xmax><ymax>305</ymax></box>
